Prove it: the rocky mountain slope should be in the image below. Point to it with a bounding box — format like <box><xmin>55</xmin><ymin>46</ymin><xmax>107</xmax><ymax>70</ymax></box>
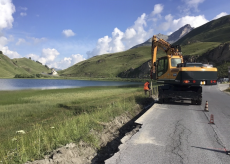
<box><xmin>175</xmin><ymin>15</ymin><xmax>230</xmax><ymax>45</ymax></box>
<box><xmin>131</xmin><ymin>24</ymin><xmax>194</xmax><ymax>49</ymax></box>
<box><xmin>167</xmin><ymin>24</ymin><xmax>194</xmax><ymax>43</ymax></box>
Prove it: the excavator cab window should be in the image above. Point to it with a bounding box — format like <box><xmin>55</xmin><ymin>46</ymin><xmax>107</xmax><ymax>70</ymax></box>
<box><xmin>157</xmin><ymin>57</ymin><xmax>168</xmax><ymax>77</ymax></box>
<box><xmin>171</xmin><ymin>58</ymin><xmax>182</xmax><ymax>67</ymax></box>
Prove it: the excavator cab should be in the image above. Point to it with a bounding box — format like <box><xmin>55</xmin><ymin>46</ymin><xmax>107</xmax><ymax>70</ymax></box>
<box><xmin>153</xmin><ymin>55</ymin><xmax>183</xmax><ymax>80</ymax></box>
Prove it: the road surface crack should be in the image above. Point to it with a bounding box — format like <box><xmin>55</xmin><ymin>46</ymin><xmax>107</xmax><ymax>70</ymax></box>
<box><xmin>203</xmin><ymin>112</ymin><xmax>226</xmax><ymax>149</ymax></box>
<box><xmin>166</xmin><ymin>120</ymin><xmax>191</xmax><ymax>164</ymax></box>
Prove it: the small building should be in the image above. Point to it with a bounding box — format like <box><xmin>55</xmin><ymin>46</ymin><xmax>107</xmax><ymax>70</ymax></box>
<box><xmin>51</xmin><ymin>68</ymin><xmax>58</xmax><ymax>75</ymax></box>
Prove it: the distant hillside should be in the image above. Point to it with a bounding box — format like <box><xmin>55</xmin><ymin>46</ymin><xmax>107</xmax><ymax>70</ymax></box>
<box><xmin>59</xmin><ymin>46</ymin><xmax>165</xmax><ymax>78</ymax></box>
<box><xmin>12</xmin><ymin>58</ymin><xmax>50</xmax><ymax>74</ymax></box>
<box><xmin>59</xmin><ymin>42</ymin><xmax>221</xmax><ymax>78</ymax></box>
<box><xmin>0</xmin><ymin>51</ymin><xmax>51</xmax><ymax>78</ymax></box>
<box><xmin>0</xmin><ymin>53</ymin><xmax>28</xmax><ymax>78</ymax></box>
<box><xmin>175</xmin><ymin>15</ymin><xmax>230</xmax><ymax>45</ymax></box>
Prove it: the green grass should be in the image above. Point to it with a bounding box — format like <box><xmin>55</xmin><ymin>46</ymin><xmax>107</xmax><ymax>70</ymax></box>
<box><xmin>216</xmin><ymin>62</ymin><xmax>230</xmax><ymax>78</ymax></box>
<box><xmin>181</xmin><ymin>42</ymin><xmax>220</xmax><ymax>56</ymax></box>
<box><xmin>0</xmin><ymin>86</ymin><xmax>154</xmax><ymax>163</ymax></box>
<box><xmin>225</xmin><ymin>87</ymin><xmax>230</xmax><ymax>92</ymax></box>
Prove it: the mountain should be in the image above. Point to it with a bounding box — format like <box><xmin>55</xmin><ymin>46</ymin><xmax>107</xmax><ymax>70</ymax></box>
<box><xmin>0</xmin><ymin>51</ymin><xmax>51</xmax><ymax>78</ymax></box>
<box><xmin>175</xmin><ymin>15</ymin><xmax>230</xmax><ymax>45</ymax></box>
<box><xmin>130</xmin><ymin>33</ymin><xmax>168</xmax><ymax>49</ymax></box>
<box><xmin>131</xmin><ymin>24</ymin><xmax>194</xmax><ymax>49</ymax></box>
<box><xmin>167</xmin><ymin>24</ymin><xmax>194</xmax><ymax>43</ymax></box>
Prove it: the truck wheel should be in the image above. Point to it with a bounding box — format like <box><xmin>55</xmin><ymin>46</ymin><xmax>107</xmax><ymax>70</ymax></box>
<box><xmin>164</xmin><ymin>98</ymin><xmax>170</xmax><ymax>103</ymax></box>
<box><xmin>159</xmin><ymin>98</ymin><xmax>164</xmax><ymax>104</ymax></box>
<box><xmin>197</xmin><ymin>99</ymin><xmax>202</xmax><ymax>105</ymax></box>
<box><xmin>191</xmin><ymin>99</ymin><xmax>196</xmax><ymax>105</ymax></box>
<box><xmin>197</xmin><ymin>96</ymin><xmax>202</xmax><ymax>105</ymax></box>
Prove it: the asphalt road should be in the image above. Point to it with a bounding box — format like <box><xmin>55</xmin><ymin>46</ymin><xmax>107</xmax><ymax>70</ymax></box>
<box><xmin>105</xmin><ymin>84</ymin><xmax>230</xmax><ymax>164</ymax></box>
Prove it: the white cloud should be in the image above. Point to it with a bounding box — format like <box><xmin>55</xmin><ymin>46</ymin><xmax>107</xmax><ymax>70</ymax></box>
<box><xmin>29</xmin><ymin>37</ymin><xmax>46</xmax><ymax>44</ymax></box>
<box><xmin>62</xmin><ymin>29</ymin><xmax>75</xmax><ymax>37</ymax></box>
<box><xmin>87</xmin><ymin>13</ymin><xmax>152</xmax><ymax>58</ymax></box>
<box><xmin>0</xmin><ymin>0</ymin><xmax>21</xmax><ymax>59</ymax></box>
<box><xmin>71</xmin><ymin>54</ymin><xmax>85</xmax><ymax>64</ymax></box>
<box><xmin>46</xmin><ymin>54</ymin><xmax>85</xmax><ymax>69</ymax></box>
<box><xmin>159</xmin><ymin>15</ymin><xmax>208</xmax><ymax>32</ymax></box>
<box><xmin>110</xmin><ymin>28</ymin><xmax>125</xmax><ymax>52</ymax></box>
<box><xmin>86</xmin><ymin>35</ymin><xmax>112</xmax><ymax>58</ymax></box>
<box><xmin>213</xmin><ymin>12</ymin><xmax>228</xmax><ymax>20</ymax></box>
<box><xmin>19</xmin><ymin>7</ymin><xmax>27</xmax><ymax>10</ymax></box>
<box><xmin>124</xmin><ymin>28</ymin><xmax>136</xmax><ymax>39</ymax></box>
<box><xmin>123</xmin><ymin>13</ymin><xmax>153</xmax><ymax>48</ymax></box>
<box><xmin>1</xmin><ymin>46</ymin><xmax>21</xmax><ymax>58</ymax></box>
<box><xmin>173</xmin><ymin>15</ymin><xmax>208</xmax><ymax>28</ymax></box>
<box><xmin>0</xmin><ymin>36</ymin><xmax>8</xmax><ymax>47</ymax></box>
<box><xmin>151</xmin><ymin>4</ymin><xmax>164</xmax><ymax>16</ymax></box>
<box><xmin>28</xmin><ymin>48</ymin><xmax>59</xmax><ymax>66</ymax></box>
<box><xmin>181</xmin><ymin>0</ymin><xmax>205</xmax><ymax>12</ymax></box>
<box><xmin>20</xmin><ymin>12</ymin><xmax>27</xmax><ymax>16</ymax></box>
<box><xmin>40</xmin><ymin>48</ymin><xmax>60</xmax><ymax>64</ymax></box>
<box><xmin>16</xmin><ymin>38</ymin><xmax>26</xmax><ymax>45</ymax></box>
<box><xmin>26</xmin><ymin>52</ymin><xmax>85</xmax><ymax>70</ymax></box>
<box><xmin>0</xmin><ymin>0</ymin><xmax>15</xmax><ymax>30</ymax></box>
<box><xmin>26</xmin><ymin>53</ymin><xmax>39</xmax><ymax>61</ymax></box>
<box><xmin>0</xmin><ymin>36</ymin><xmax>21</xmax><ymax>59</ymax></box>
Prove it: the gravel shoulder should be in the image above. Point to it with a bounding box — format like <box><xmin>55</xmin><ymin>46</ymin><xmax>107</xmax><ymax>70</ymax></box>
<box><xmin>217</xmin><ymin>83</ymin><xmax>229</xmax><ymax>91</ymax></box>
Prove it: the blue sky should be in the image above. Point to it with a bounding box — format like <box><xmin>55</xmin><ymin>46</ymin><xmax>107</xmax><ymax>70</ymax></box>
<box><xmin>0</xmin><ymin>0</ymin><xmax>229</xmax><ymax>69</ymax></box>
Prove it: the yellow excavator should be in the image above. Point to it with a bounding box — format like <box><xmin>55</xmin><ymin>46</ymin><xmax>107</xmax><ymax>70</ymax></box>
<box><xmin>150</xmin><ymin>35</ymin><xmax>218</xmax><ymax>105</ymax></box>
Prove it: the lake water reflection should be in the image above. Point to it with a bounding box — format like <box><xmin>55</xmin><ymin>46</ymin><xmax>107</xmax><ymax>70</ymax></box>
<box><xmin>0</xmin><ymin>79</ymin><xmax>142</xmax><ymax>91</ymax></box>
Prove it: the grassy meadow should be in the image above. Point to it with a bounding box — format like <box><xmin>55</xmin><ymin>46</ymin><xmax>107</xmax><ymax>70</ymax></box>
<box><xmin>0</xmin><ymin>85</ymin><xmax>154</xmax><ymax>163</ymax></box>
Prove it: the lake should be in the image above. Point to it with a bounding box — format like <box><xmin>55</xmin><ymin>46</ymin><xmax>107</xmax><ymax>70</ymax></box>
<box><xmin>0</xmin><ymin>79</ymin><xmax>142</xmax><ymax>91</ymax></box>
